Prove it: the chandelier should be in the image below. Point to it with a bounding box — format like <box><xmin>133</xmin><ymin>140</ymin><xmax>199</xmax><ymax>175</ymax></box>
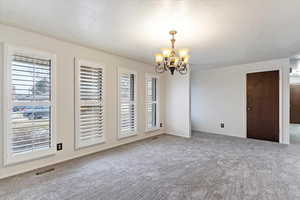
<box><xmin>155</xmin><ymin>30</ymin><xmax>190</xmax><ymax>75</ymax></box>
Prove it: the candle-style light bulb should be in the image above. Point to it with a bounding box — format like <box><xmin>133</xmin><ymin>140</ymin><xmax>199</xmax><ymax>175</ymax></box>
<box><xmin>183</xmin><ymin>55</ymin><xmax>190</xmax><ymax>64</ymax></box>
<box><xmin>179</xmin><ymin>48</ymin><xmax>189</xmax><ymax>58</ymax></box>
<box><xmin>155</xmin><ymin>53</ymin><xmax>163</xmax><ymax>63</ymax></box>
<box><xmin>161</xmin><ymin>48</ymin><xmax>172</xmax><ymax>58</ymax></box>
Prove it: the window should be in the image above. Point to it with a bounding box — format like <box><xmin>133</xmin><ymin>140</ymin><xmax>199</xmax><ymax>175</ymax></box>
<box><xmin>118</xmin><ymin>68</ymin><xmax>137</xmax><ymax>138</ymax></box>
<box><xmin>3</xmin><ymin>45</ymin><xmax>56</xmax><ymax>165</ymax></box>
<box><xmin>75</xmin><ymin>59</ymin><xmax>105</xmax><ymax>149</ymax></box>
<box><xmin>145</xmin><ymin>74</ymin><xmax>159</xmax><ymax>131</ymax></box>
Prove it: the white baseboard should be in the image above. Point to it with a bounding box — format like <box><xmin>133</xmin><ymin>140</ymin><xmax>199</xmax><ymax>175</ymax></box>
<box><xmin>166</xmin><ymin>129</ymin><xmax>191</xmax><ymax>138</ymax></box>
<box><xmin>192</xmin><ymin>129</ymin><xmax>246</xmax><ymax>138</ymax></box>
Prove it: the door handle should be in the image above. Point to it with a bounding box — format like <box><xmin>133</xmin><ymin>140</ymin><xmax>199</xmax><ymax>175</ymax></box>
<box><xmin>247</xmin><ymin>107</ymin><xmax>252</xmax><ymax>111</ymax></box>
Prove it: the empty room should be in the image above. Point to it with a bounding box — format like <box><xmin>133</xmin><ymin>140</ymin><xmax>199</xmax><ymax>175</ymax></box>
<box><xmin>1</xmin><ymin>0</ymin><xmax>300</xmax><ymax>199</ymax></box>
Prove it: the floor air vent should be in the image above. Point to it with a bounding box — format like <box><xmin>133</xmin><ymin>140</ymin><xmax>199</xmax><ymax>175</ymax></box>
<box><xmin>36</xmin><ymin>168</ymin><xmax>55</xmax><ymax>176</ymax></box>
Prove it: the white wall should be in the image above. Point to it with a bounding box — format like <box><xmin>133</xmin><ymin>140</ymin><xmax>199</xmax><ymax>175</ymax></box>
<box><xmin>165</xmin><ymin>72</ymin><xmax>191</xmax><ymax>138</ymax></box>
<box><xmin>290</xmin><ymin>76</ymin><xmax>300</xmax><ymax>84</ymax></box>
<box><xmin>0</xmin><ymin>24</ymin><xmax>165</xmax><ymax>179</ymax></box>
<box><xmin>191</xmin><ymin>59</ymin><xmax>290</xmax><ymax>143</ymax></box>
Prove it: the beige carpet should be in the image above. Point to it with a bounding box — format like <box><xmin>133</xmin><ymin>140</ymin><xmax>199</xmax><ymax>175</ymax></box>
<box><xmin>1</xmin><ymin>132</ymin><xmax>300</xmax><ymax>200</ymax></box>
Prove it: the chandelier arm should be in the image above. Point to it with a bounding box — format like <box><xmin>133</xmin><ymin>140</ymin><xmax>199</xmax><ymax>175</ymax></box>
<box><xmin>176</xmin><ymin>61</ymin><xmax>183</xmax><ymax>71</ymax></box>
<box><xmin>175</xmin><ymin>62</ymin><xmax>183</xmax><ymax>71</ymax></box>
<box><xmin>178</xmin><ymin>66</ymin><xmax>188</xmax><ymax>75</ymax></box>
<box><xmin>178</xmin><ymin>63</ymin><xmax>186</xmax><ymax>70</ymax></box>
<box><xmin>155</xmin><ymin>63</ymin><xmax>165</xmax><ymax>73</ymax></box>
<box><xmin>164</xmin><ymin>61</ymin><xmax>168</xmax><ymax>71</ymax></box>
<box><xmin>178</xmin><ymin>70</ymin><xmax>188</xmax><ymax>75</ymax></box>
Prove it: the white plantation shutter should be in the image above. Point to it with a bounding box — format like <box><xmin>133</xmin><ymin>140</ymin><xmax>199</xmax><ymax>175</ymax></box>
<box><xmin>145</xmin><ymin>75</ymin><xmax>159</xmax><ymax>131</ymax></box>
<box><xmin>118</xmin><ymin>68</ymin><xmax>137</xmax><ymax>138</ymax></box>
<box><xmin>75</xmin><ymin>59</ymin><xmax>105</xmax><ymax>148</ymax></box>
<box><xmin>3</xmin><ymin>45</ymin><xmax>56</xmax><ymax>165</ymax></box>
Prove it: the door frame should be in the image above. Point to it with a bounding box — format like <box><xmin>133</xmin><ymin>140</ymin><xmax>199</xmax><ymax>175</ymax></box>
<box><xmin>244</xmin><ymin>68</ymin><xmax>286</xmax><ymax>143</ymax></box>
<box><xmin>289</xmin><ymin>84</ymin><xmax>300</xmax><ymax>124</ymax></box>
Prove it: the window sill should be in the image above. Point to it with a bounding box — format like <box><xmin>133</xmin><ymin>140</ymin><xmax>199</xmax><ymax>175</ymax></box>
<box><xmin>145</xmin><ymin>128</ymin><xmax>160</xmax><ymax>133</ymax></box>
<box><xmin>75</xmin><ymin>138</ymin><xmax>106</xmax><ymax>150</ymax></box>
<box><xmin>5</xmin><ymin>148</ymin><xmax>56</xmax><ymax>166</ymax></box>
<box><xmin>118</xmin><ymin>132</ymin><xmax>138</xmax><ymax>140</ymax></box>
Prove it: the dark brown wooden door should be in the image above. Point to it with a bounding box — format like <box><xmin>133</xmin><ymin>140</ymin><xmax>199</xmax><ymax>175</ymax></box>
<box><xmin>247</xmin><ymin>71</ymin><xmax>279</xmax><ymax>142</ymax></box>
<box><xmin>290</xmin><ymin>84</ymin><xmax>300</xmax><ymax>124</ymax></box>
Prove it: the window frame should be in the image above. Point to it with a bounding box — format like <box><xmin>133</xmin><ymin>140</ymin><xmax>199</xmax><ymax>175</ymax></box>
<box><xmin>117</xmin><ymin>67</ymin><xmax>138</xmax><ymax>139</ymax></box>
<box><xmin>74</xmin><ymin>58</ymin><xmax>106</xmax><ymax>149</ymax></box>
<box><xmin>3</xmin><ymin>44</ymin><xmax>57</xmax><ymax>165</ymax></box>
<box><xmin>145</xmin><ymin>73</ymin><xmax>160</xmax><ymax>132</ymax></box>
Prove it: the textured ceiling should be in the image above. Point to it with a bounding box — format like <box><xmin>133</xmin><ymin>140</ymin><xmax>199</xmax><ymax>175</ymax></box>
<box><xmin>1</xmin><ymin>0</ymin><xmax>300</xmax><ymax>69</ymax></box>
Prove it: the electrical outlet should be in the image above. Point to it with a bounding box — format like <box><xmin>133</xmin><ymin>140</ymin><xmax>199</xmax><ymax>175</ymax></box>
<box><xmin>57</xmin><ymin>143</ymin><xmax>63</xmax><ymax>151</ymax></box>
<box><xmin>160</xmin><ymin>123</ymin><xmax>163</xmax><ymax>128</ymax></box>
<box><xmin>220</xmin><ymin>123</ymin><xmax>225</xmax><ymax>128</ymax></box>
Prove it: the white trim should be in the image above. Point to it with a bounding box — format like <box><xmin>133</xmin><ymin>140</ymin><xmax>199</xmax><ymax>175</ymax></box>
<box><xmin>144</xmin><ymin>128</ymin><xmax>160</xmax><ymax>133</ymax></box>
<box><xmin>188</xmin><ymin>70</ymin><xmax>192</xmax><ymax>138</ymax></box>
<box><xmin>166</xmin><ymin>129</ymin><xmax>191</xmax><ymax>138</ymax></box>
<box><xmin>3</xmin><ymin>44</ymin><xmax>10</xmax><ymax>166</ymax></box>
<box><xmin>243</xmin><ymin>68</ymin><xmax>282</xmax><ymax>143</ymax></box>
<box><xmin>117</xmin><ymin>67</ymin><xmax>138</xmax><ymax>139</ymax></box>
<box><xmin>3</xmin><ymin>44</ymin><xmax>57</xmax><ymax>165</ymax></box>
<box><xmin>144</xmin><ymin>73</ymin><xmax>160</xmax><ymax>132</ymax></box>
<box><xmin>74</xmin><ymin>58</ymin><xmax>106</xmax><ymax>149</ymax></box>
<box><xmin>283</xmin><ymin>67</ymin><xmax>290</xmax><ymax>144</ymax></box>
